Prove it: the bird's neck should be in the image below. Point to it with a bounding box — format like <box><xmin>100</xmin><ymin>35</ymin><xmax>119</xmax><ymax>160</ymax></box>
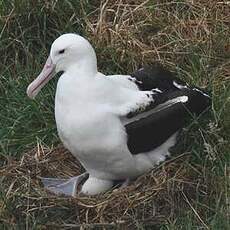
<box><xmin>55</xmin><ymin>55</ymin><xmax>99</xmax><ymax>107</ymax></box>
<box><xmin>65</xmin><ymin>55</ymin><xmax>97</xmax><ymax>79</ymax></box>
<box><xmin>56</xmin><ymin>65</ymin><xmax>98</xmax><ymax>105</ymax></box>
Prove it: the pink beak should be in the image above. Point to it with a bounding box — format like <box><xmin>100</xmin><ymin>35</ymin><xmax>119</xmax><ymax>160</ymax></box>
<box><xmin>27</xmin><ymin>56</ymin><xmax>55</xmax><ymax>99</ymax></box>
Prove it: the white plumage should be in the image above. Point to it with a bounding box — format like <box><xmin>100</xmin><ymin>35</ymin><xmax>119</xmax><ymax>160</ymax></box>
<box><xmin>27</xmin><ymin>33</ymin><xmax>210</xmax><ymax>196</ymax></box>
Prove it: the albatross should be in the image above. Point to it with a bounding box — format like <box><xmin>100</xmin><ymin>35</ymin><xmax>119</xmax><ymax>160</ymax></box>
<box><xmin>27</xmin><ymin>33</ymin><xmax>211</xmax><ymax>196</ymax></box>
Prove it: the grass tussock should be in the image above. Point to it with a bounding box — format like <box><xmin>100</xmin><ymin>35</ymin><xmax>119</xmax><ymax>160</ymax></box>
<box><xmin>0</xmin><ymin>0</ymin><xmax>229</xmax><ymax>229</ymax></box>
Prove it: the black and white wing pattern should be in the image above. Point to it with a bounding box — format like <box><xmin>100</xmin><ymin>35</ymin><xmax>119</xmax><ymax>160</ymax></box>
<box><xmin>123</xmin><ymin>65</ymin><xmax>211</xmax><ymax>155</ymax></box>
<box><xmin>130</xmin><ymin>64</ymin><xmax>188</xmax><ymax>92</ymax></box>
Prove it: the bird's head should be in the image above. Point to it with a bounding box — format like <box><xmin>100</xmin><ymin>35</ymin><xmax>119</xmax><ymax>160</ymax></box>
<box><xmin>27</xmin><ymin>33</ymin><xmax>97</xmax><ymax>99</ymax></box>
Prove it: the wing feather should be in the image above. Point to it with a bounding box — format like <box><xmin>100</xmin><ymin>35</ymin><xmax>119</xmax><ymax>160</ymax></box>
<box><xmin>124</xmin><ymin>88</ymin><xmax>211</xmax><ymax>155</ymax></box>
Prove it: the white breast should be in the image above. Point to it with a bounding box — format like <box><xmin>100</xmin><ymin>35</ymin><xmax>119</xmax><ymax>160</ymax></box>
<box><xmin>55</xmin><ymin>73</ymin><xmax>110</xmax><ymax>152</ymax></box>
<box><xmin>54</xmin><ymin>73</ymin><xmax>137</xmax><ymax>180</ymax></box>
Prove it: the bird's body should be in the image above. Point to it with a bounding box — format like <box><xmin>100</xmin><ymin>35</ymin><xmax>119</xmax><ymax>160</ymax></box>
<box><xmin>55</xmin><ymin>71</ymin><xmax>138</xmax><ymax>180</ymax></box>
<box><xmin>55</xmin><ymin>70</ymin><xmax>175</xmax><ymax>182</ymax></box>
<box><xmin>27</xmin><ymin>34</ymin><xmax>211</xmax><ymax>196</ymax></box>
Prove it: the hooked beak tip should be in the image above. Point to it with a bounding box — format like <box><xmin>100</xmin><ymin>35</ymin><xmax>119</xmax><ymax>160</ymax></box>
<box><xmin>26</xmin><ymin>55</ymin><xmax>55</xmax><ymax>99</ymax></box>
<box><xmin>26</xmin><ymin>87</ymin><xmax>36</xmax><ymax>99</ymax></box>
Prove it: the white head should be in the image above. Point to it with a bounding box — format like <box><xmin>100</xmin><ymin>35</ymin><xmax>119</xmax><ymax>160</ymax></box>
<box><xmin>27</xmin><ymin>33</ymin><xmax>97</xmax><ymax>98</ymax></box>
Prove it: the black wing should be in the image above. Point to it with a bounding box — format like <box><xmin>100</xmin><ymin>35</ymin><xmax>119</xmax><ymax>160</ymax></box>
<box><xmin>130</xmin><ymin>64</ymin><xmax>188</xmax><ymax>92</ymax></box>
<box><xmin>125</xmin><ymin>65</ymin><xmax>211</xmax><ymax>155</ymax></box>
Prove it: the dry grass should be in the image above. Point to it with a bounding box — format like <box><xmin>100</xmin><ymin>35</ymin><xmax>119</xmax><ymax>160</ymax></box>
<box><xmin>0</xmin><ymin>0</ymin><xmax>229</xmax><ymax>229</ymax></box>
<box><xmin>83</xmin><ymin>0</ymin><xmax>229</xmax><ymax>73</ymax></box>
<box><xmin>0</xmin><ymin>144</ymin><xmax>213</xmax><ymax>229</ymax></box>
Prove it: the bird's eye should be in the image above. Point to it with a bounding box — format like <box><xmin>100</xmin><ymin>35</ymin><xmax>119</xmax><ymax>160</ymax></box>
<box><xmin>58</xmin><ymin>49</ymin><xmax>65</xmax><ymax>54</ymax></box>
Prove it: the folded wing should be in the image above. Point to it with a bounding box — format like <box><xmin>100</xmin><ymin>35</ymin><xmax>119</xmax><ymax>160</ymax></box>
<box><xmin>121</xmin><ymin>65</ymin><xmax>211</xmax><ymax>155</ymax></box>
